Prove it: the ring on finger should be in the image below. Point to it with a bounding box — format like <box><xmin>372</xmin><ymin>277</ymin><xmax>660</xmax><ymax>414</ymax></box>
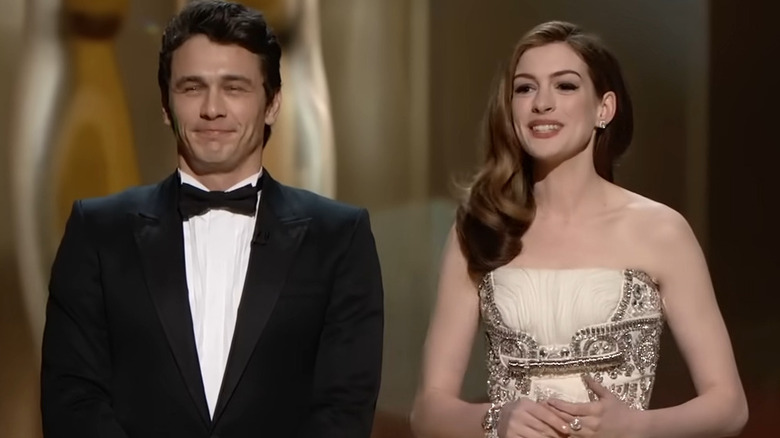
<box><xmin>569</xmin><ymin>416</ymin><xmax>583</xmax><ymax>432</ymax></box>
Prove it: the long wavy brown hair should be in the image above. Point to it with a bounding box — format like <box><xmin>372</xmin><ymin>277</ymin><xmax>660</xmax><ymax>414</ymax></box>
<box><xmin>456</xmin><ymin>21</ymin><xmax>634</xmax><ymax>281</ymax></box>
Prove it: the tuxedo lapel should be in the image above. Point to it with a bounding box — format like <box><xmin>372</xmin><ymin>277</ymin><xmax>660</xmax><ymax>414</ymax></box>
<box><xmin>133</xmin><ymin>173</ymin><xmax>211</xmax><ymax>427</ymax></box>
<box><xmin>212</xmin><ymin>174</ymin><xmax>310</xmax><ymax>423</ymax></box>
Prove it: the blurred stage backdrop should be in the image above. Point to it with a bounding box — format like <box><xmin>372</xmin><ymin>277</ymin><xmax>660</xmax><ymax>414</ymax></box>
<box><xmin>0</xmin><ymin>1</ymin><xmax>775</xmax><ymax>437</ymax></box>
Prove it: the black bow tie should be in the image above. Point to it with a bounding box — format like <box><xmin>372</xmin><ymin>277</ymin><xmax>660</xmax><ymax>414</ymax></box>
<box><xmin>178</xmin><ymin>180</ymin><xmax>261</xmax><ymax>219</ymax></box>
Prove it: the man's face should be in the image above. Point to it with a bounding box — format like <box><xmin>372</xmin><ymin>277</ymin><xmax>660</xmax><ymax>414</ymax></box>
<box><xmin>165</xmin><ymin>34</ymin><xmax>280</xmax><ymax>182</ymax></box>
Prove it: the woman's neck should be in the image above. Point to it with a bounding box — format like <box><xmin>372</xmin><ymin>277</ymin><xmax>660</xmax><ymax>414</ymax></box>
<box><xmin>532</xmin><ymin>151</ymin><xmax>609</xmax><ymax>221</ymax></box>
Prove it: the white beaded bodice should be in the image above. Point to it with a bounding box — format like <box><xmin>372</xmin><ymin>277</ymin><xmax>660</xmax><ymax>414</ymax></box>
<box><xmin>479</xmin><ymin>268</ymin><xmax>664</xmax><ymax>410</ymax></box>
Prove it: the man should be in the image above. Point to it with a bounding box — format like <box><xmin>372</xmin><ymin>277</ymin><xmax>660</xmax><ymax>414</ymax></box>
<box><xmin>40</xmin><ymin>1</ymin><xmax>384</xmax><ymax>437</ymax></box>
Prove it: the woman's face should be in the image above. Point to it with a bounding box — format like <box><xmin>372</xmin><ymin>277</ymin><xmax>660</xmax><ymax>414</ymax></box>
<box><xmin>511</xmin><ymin>42</ymin><xmax>614</xmax><ymax>166</ymax></box>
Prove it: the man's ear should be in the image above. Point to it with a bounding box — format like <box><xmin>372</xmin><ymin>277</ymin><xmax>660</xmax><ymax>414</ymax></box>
<box><xmin>162</xmin><ymin>106</ymin><xmax>171</xmax><ymax>126</ymax></box>
<box><xmin>264</xmin><ymin>90</ymin><xmax>282</xmax><ymax>126</ymax></box>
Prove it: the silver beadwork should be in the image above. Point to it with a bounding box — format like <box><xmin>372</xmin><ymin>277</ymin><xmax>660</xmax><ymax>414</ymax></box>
<box><xmin>479</xmin><ymin>269</ymin><xmax>664</xmax><ymax>410</ymax></box>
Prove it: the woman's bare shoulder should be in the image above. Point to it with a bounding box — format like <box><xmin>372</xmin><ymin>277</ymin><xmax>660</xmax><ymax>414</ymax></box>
<box><xmin>617</xmin><ymin>189</ymin><xmax>691</xmax><ymax>236</ymax></box>
<box><xmin>614</xmin><ymin>189</ymin><xmax>702</xmax><ymax>278</ymax></box>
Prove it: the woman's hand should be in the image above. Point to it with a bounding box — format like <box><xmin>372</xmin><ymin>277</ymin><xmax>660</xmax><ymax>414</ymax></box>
<box><xmin>498</xmin><ymin>397</ymin><xmax>571</xmax><ymax>438</ymax></box>
<box><xmin>545</xmin><ymin>375</ymin><xmax>642</xmax><ymax>438</ymax></box>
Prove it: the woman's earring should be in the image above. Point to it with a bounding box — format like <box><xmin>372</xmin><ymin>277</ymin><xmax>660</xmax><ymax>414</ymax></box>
<box><xmin>597</xmin><ymin>120</ymin><xmax>607</xmax><ymax>129</ymax></box>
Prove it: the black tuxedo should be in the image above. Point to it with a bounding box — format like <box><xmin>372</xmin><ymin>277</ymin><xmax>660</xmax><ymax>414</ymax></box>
<box><xmin>41</xmin><ymin>172</ymin><xmax>384</xmax><ymax>438</ymax></box>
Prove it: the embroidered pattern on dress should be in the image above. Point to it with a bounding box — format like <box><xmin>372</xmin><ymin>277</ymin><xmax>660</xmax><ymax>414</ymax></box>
<box><xmin>480</xmin><ymin>269</ymin><xmax>664</xmax><ymax>410</ymax></box>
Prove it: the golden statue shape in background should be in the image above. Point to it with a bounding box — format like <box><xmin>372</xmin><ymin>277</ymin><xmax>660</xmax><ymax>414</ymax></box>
<box><xmin>53</xmin><ymin>0</ymin><xmax>140</xmax><ymax>233</ymax></box>
<box><xmin>10</xmin><ymin>0</ymin><xmax>141</xmax><ymax>350</ymax></box>
<box><xmin>177</xmin><ymin>0</ymin><xmax>336</xmax><ymax>196</ymax></box>
<box><xmin>9</xmin><ymin>0</ymin><xmax>66</xmax><ymax>351</ymax></box>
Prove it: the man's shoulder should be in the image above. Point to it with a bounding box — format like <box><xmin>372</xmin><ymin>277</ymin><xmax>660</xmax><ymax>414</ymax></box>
<box><xmin>277</xmin><ymin>183</ymin><xmax>366</xmax><ymax>221</ymax></box>
<box><xmin>77</xmin><ymin>176</ymin><xmax>173</xmax><ymax>223</ymax></box>
<box><xmin>80</xmin><ymin>184</ymin><xmax>154</xmax><ymax>211</ymax></box>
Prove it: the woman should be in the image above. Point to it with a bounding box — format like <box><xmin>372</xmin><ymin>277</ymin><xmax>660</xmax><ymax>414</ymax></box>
<box><xmin>410</xmin><ymin>21</ymin><xmax>747</xmax><ymax>438</ymax></box>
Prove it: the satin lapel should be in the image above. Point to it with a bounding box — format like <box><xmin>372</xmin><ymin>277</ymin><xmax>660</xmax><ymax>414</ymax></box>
<box><xmin>133</xmin><ymin>173</ymin><xmax>211</xmax><ymax>427</ymax></box>
<box><xmin>211</xmin><ymin>174</ymin><xmax>310</xmax><ymax>423</ymax></box>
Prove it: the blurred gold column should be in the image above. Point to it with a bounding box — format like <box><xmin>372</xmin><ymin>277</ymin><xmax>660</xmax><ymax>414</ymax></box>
<box><xmin>9</xmin><ymin>0</ymin><xmax>69</xmax><ymax>356</ymax></box>
<box><xmin>4</xmin><ymin>0</ymin><xmax>48</xmax><ymax>434</ymax></box>
<box><xmin>10</xmin><ymin>0</ymin><xmax>141</xmax><ymax>352</ymax></box>
<box><xmin>254</xmin><ymin>0</ymin><xmax>336</xmax><ymax>197</ymax></box>
<box><xmin>53</xmin><ymin>0</ymin><xmax>140</xmax><ymax>233</ymax></box>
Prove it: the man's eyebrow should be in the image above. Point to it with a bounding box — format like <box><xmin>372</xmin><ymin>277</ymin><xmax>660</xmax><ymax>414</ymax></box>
<box><xmin>173</xmin><ymin>76</ymin><xmax>207</xmax><ymax>88</ymax></box>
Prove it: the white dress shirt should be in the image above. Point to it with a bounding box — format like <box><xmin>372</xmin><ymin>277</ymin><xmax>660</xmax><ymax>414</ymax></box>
<box><xmin>179</xmin><ymin>169</ymin><xmax>261</xmax><ymax>418</ymax></box>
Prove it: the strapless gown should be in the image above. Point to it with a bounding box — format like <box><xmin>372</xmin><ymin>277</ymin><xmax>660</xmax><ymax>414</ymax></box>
<box><xmin>479</xmin><ymin>267</ymin><xmax>664</xmax><ymax>409</ymax></box>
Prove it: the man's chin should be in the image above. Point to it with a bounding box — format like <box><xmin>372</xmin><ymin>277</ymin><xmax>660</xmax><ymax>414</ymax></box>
<box><xmin>181</xmin><ymin>156</ymin><xmax>236</xmax><ymax>175</ymax></box>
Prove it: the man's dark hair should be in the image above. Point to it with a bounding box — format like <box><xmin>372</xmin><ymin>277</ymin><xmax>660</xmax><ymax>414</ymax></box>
<box><xmin>158</xmin><ymin>0</ymin><xmax>282</xmax><ymax>145</ymax></box>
